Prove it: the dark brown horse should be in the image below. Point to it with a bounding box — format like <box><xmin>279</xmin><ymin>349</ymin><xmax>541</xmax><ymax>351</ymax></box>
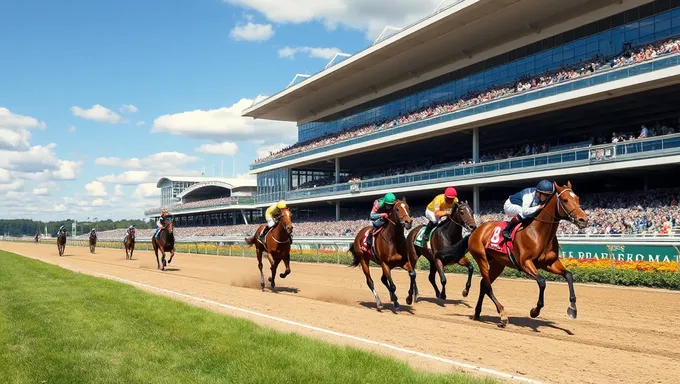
<box><xmin>56</xmin><ymin>230</ymin><xmax>66</xmax><ymax>257</ymax></box>
<box><xmin>441</xmin><ymin>181</ymin><xmax>588</xmax><ymax>327</ymax></box>
<box><xmin>124</xmin><ymin>228</ymin><xmax>136</xmax><ymax>260</ymax></box>
<box><xmin>349</xmin><ymin>199</ymin><xmax>414</xmax><ymax>312</ymax></box>
<box><xmin>245</xmin><ymin>208</ymin><xmax>294</xmax><ymax>292</ymax></box>
<box><xmin>89</xmin><ymin>231</ymin><xmax>97</xmax><ymax>253</ymax></box>
<box><xmin>406</xmin><ymin>201</ymin><xmax>477</xmax><ymax>301</ymax></box>
<box><xmin>34</xmin><ymin>231</ymin><xmax>40</xmax><ymax>243</ymax></box>
<box><xmin>152</xmin><ymin>218</ymin><xmax>175</xmax><ymax>270</ymax></box>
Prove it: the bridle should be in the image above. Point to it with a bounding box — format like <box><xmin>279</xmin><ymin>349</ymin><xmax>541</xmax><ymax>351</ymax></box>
<box><xmin>534</xmin><ymin>188</ymin><xmax>581</xmax><ymax>225</ymax></box>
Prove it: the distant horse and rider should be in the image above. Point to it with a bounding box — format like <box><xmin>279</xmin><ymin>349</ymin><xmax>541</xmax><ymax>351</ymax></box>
<box><xmin>245</xmin><ymin>200</ymin><xmax>294</xmax><ymax>292</ymax></box>
<box><xmin>124</xmin><ymin>225</ymin><xmax>136</xmax><ymax>260</ymax></box>
<box><xmin>56</xmin><ymin>225</ymin><xmax>67</xmax><ymax>257</ymax></box>
<box><xmin>406</xmin><ymin>189</ymin><xmax>478</xmax><ymax>301</ymax></box>
<box><xmin>349</xmin><ymin>193</ymin><xmax>416</xmax><ymax>312</ymax></box>
<box><xmin>34</xmin><ymin>231</ymin><xmax>40</xmax><ymax>243</ymax></box>
<box><xmin>89</xmin><ymin>229</ymin><xmax>97</xmax><ymax>253</ymax></box>
<box><xmin>438</xmin><ymin>180</ymin><xmax>588</xmax><ymax>326</ymax></box>
<box><xmin>152</xmin><ymin>210</ymin><xmax>175</xmax><ymax>270</ymax></box>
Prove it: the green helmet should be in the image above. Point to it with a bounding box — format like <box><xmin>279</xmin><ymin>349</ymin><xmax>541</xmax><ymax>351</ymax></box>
<box><xmin>384</xmin><ymin>193</ymin><xmax>396</xmax><ymax>204</ymax></box>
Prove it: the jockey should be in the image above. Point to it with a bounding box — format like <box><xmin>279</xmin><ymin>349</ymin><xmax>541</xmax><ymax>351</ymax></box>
<box><xmin>421</xmin><ymin>187</ymin><xmax>459</xmax><ymax>244</ymax></box>
<box><xmin>154</xmin><ymin>209</ymin><xmax>171</xmax><ymax>239</ymax></box>
<box><xmin>366</xmin><ymin>192</ymin><xmax>396</xmax><ymax>249</ymax></box>
<box><xmin>124</xmin><ymin>225</ymin><xmax>135</xmax><ymax>242</ymax></box>
<box><xmin>90</xmin><ymin>228</ymin><xmax>96</xmax><ymax>235</ymax></box>
<box><xmin>259</xmin><ymin>200</ymin><xmax>287</xmax><ymax>242</ymax></box>
<box><xmin>58</xmin><ymin>225</ymin><xmax>65</xmax><ymax>235</ymax></box>
<box><xmin>502</xmin><ymin>179</ymin><xmax>555</xmax><ymax>240</ymax></box>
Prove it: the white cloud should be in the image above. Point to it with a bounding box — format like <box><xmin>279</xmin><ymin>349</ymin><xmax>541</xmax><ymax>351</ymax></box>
<box><xmin>91</xmin><ymin>198</ymin><xmax>106</xmax><ymax>207</ymax></box>
<box><xmin>0</xmin><ymin>168</ymin><xmax>11</xmax><ymax>183</ymax></box>
<box><xmin>33</xmin><ymin>187</ymin><xmax>49</xmax><ymax>196</ymax></box>
<box><xmin>114</xmin><ymin>184</ymin><xmax>124</xmax><ymax>196</ymax></box>
<box><xmin>67</xmin><ymin>124</ymin><xmax>76</xmax><ymax>133</ymax></box>
<box><xmin>0</xmin><ymin>180</ymin><xmax>24</xmax><ymax>193</ymax></box>
<box><xmin>230</xmin><ymin>22</ymin><xmax>274</xmax><ymax>41</ymax></box>
<box><xmin>120</xmin><ymin>104</ymin><xmax>139</xmax><ymax>113</ymax></box>
<box><xmin>97</xmin><ymin>170</ymin><xmax>153</xmax><ymax>185</ymax></box>
<box><xmin>133</xmin><ymin>183</ymin><xmax>160</xmax><ymax>199</ymax></box>
<box><xmin>95</xmin><ymin>152</ymin><xmax>201</xmax><ymax>185</ymax></box>
<box><xmin>278</xmin><ymin>46</ymin><xmax>341</xmax><ymax>60</ymax></box>
<box><xmin>195</xmin><ymin>142</ymin><xmax>238</xmax><ymax>156</ymax></box>
<box><xmin>0</xmin><ymin>107</ymin><xmax>46</xmax><ymax>151</ymax></box>
<box><xmin>0</xmin><ymin>144</ymin><xmax>59</xmax><ymax>173</ymax></box>
<box><xmin>53</xmin><ymin>203</ymin><xmax>67</xmax><ymax>212</ymax></box>
<box><xmin>136</xmin><ymin>121</ymin><xmax>145</xmax><ymax>127</ymax></box>
<box><xmin>223</xmin><ymin>0</ymin><xmax>447</xmax><ymax>39</ymax></box>
<box><xmin>256</xmin><ymin>142</ymin><xmax>289</xmax><ymax>158</ymax></box>
<box><xmin>151</xmin><ymin>98</ymin><xmax>296</xmax><ymax>143</ymax></box>
<box><xmin>71</xmin><ymin>104</ymin><xmax>122</xmax><ymax>124</ymax></box>
<box><xmin>85</xmin><ymin>181</ymin><xmax>108</xmax><ymax>197</ymax></box>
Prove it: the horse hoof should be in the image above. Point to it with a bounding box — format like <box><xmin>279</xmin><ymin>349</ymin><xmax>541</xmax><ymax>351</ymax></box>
<box><xmin>499</xmin><ymin>316</ymin><xmax>509</xmax><ymax>328</ymax></box>
<box><xmin>393</xmin><ymin>302</ymin><xmax>400</xmax><ymax>312</ymax></box>
<box><xmin>406</xmin><ymin>296</ymin><xmax>413</xmax><ymax>305</ymax></box>
<box><xmin>567</xmin><ymin>307</ymin><xmax>577</xmax><ymax>319</ymax></box>
<box><xmin>461</xmin><ymin>289</ymin><xmax>469</xmax><ymax>298</ymax></box>
<box><xmin>376</xmin><ymin>303</ymin><xmax>383</xmax><ymax>311</ymax></box>
<box><xmin>440</xmin><ymin>292</ymin><xmax>447</xmax><ymax>300</ymax></box>
<box><xmin>268</xmin><ymin>277</ymin><xmax>272</xmax><ymax>283</ymax></box>
<box><xmin>530</xmin><ymin>307</ymin><xmax>540</xmax><ymax>318</ymax></box>
<box><xmin>279</xmin><ymin>273</ymin><xmax>286</xmax><ymax>279</ymax></box>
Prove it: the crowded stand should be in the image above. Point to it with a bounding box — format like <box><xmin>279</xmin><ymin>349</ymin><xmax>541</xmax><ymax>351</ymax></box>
<box><xmin>115</xmin><ymin>189</ymin><xmax>680</xmax><ymax>240</ymax></box>
<box><xmin>145</xmin><ymin>197</ymin><xmax>241</xmax><ymax>215</ymax></box>
<box><xmin>254</xmin><ymin>37</ymin><xmax>680</xmax><ymax>165</ymax></box>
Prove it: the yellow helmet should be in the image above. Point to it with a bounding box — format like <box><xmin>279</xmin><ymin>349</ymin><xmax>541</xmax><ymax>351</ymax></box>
<box><xmin>276</xmin><ymin>200</ymin><xmax>287</xmax><ymax>209</ymax></box>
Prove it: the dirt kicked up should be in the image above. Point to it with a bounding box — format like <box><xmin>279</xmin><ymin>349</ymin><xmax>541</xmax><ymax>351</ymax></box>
<box><xmin>1</xmin><ymin>241</ymin><xmax>679</xmax><ymax>384</ymax></box>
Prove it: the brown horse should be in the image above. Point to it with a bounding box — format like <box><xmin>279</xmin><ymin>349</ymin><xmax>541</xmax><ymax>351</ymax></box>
<box><xmin>56</xmin><ymin>230</ymin><xmax>66</xmax><ymax>257</ymax></box>
<box><xmin>349</xmin><ymin>199</ymin><xmax>414</xmax><ymax>312</ymax></box>
<box><xmin>440</xmin><ymin>181</ymin><xmax>588</xmax><ymax>327</ymax></box>
<box><xmin>152</xmin><ymin>218</ymin><xmax>175</xmax><ymax>270</ymax></box>
<box><xmin>89</xmin><ymin>231</ymin><xmax>97</xmax><ymax>253</ymax></box>
<box><xmin>406</xmin><ymin>201</ymin><xmax>478</xmax><ymax>301</ymax></box>
<box><xmin>124</xmin><ymin>229</ymin><xmax>136</xmax><ymax>260</ymax></box>
<box><xmin>34</xmin><ymin>231</ymin><xmax>40</xmax><ymax>243</ymax></box>
<box><xmin>244</xmin><ymin>208</ymin><xmax>294</xmax><ymax>292</ymax></box>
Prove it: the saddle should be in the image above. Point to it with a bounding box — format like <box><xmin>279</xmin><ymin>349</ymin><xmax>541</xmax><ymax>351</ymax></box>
<box><xmin>414</xmin><ymin>220</ymin><xmax>449</xmax><ymax>249</ymax></box>
<box><xmin>486</xmin><ymin>221</ymin><xmax>524</xmax><ymax>270</ymax></box>
<box><xmin>361</xmin><ymin>226</ymin><xmax>384</xmax><ymax>256</ymax></box>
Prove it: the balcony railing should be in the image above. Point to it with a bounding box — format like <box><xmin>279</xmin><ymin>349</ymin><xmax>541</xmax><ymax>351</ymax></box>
<box><xmin>144</xmin><ymin>196</ymin><xmax>256</xmax><ymax>216</ymax></box>
<box><xmin>251</xmin><ymin>52</ymin><xmax>680</xmax><ymax>170</ymax></box>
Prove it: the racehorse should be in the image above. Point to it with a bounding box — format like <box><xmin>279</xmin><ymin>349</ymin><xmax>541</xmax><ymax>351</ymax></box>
<box><xmin>406</xmin><ymin>201</ymin><xmax>477</xmax><ymax>301</ymax></box>
<box><xmin>89</xmin><ymin>231</ymin><xmax>97</xmax><ymax>253</ymax></box>
<box><xmin>151</xmin><ymin>218</ymin><xmax>175</xmax><ymax>270</ymax></box>
<box><xmin>244</xmin><ymin>208</ymin><xmax>294</xmax><ymax>292</ymax></box>
<box><xmin>439</xmin><ymin>181</ymin><xmax>588</xmax><ymax>327</ymax></box>
<box><xmin>34</xmin><ymin>231</ymin><xmax>40</xmax><ymax>243</ymax></box>
<box><xmin>57</xmin><ymin>230</ymin><xmax>66</xmax><ymax>257</ymax></box>
<box><xmin>349</xmin><ymin>198</ymin><xmax>415</xmax><ymax>312</ymax></box>
<box><xmin>124</xmin><ymin>228</ymin><xmax>136</xmax><ymax>260</ymax></box>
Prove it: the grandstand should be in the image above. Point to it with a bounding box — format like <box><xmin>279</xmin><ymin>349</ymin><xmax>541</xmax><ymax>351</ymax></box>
<box><xmin>140</xmin><ymin>0</ymin><xmax>680</xmax><ymax>238</ymax></box>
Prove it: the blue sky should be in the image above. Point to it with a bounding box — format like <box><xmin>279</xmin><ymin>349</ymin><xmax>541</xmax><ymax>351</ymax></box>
<box><xmin>0</xmin><ymin>0</ymin><xmax>449</xmax><ymax>220</ymax></box>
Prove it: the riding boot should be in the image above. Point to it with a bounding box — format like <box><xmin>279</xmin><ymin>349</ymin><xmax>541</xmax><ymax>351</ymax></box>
<box><xmin>366</xmin><ymin>226</ymin><xmax>376</xmax><ymax>249</ymax></box>
<box><xmin>259</xmin><ymin>227</ymin><xmax>269</xmax><ymax>243</ymax></box>
<box><xmin>503</xmin><ymin>215</ymin><xmax>522</xmax><ymax>240</ymax></box>
<box><xmin>423</xmin><ymin>221</ymin><xmax>436</xmax><ymax>243</ymax></box>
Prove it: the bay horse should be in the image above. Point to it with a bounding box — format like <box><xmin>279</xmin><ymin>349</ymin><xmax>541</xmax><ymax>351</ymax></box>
<box><xmin>34</xmin><ymin>231</ymin><xmax>40</xmax><ymax>243</ymax></box>
<box><xmin>440</xmin><ymin>181</ymin><xmax>587</xmax><ymax>327</ymax></box>
<box><xmin>152</xmin><ymin>218</ymin><xmax>175</xmax><ymax>270</ymax></box>
<box><xmin>56</xmin><ymin>230</ymin><xmax>66</xmax><ymax>257</ymax></box>
<box><xmin>89</xmin><ymin>231</ymin><xmax>97</xmax><ymax>253</ymax></box>
<box><xmin>244</xmin><ymin>208</ymin><xmax>293</xmax><ymax>292</ymax></box>
<box><xmin>124</xmin><ymin>228</ymin><xmax>136</xmax><ymax>260</ymax></box>
<box><xmin>349</xmin><ymin>198</ymin><xmax>415</xmax><ymax>312</ymax></box>
<box><xmin>406</xmin><ymin>201</ymin><xmax>478</xmax><ymax>301</ymax></box>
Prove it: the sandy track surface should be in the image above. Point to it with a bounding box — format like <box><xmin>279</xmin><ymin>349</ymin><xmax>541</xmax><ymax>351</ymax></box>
<box><xmin>2</xmin><ymin>242</ymin><xmax>679</xmax><ymax>384</ymax></box>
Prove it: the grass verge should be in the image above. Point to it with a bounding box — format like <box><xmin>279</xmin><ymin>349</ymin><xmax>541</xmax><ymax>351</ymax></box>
<box><xmin>0</xmin><ymin>250</ymin><xmax>495</xmax><ymax>384</ymax></box>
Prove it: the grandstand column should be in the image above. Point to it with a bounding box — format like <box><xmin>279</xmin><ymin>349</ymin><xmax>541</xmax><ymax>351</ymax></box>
<box><xmin>335</xmin><ymin>201</ymin><xmax>340</xmax><ymax>221</ymax></box>
<box><xmin>240</xmin><ymin>209</ymin><xmax>249</xmax><ymax>225</ymax></box>
<box><xmin>334</xmin><ymin>157</ymin><xmax>340</xmax><ymax>184</ymax></box>
<box><xmin>473</xmin><ymin>186</ymin><xmax>480</xmax><ymax>214</ymax></box>
<box><xmin>472</xmin><ymin>127</ymin><xmax>479</xmax><ymax>163</ymax></box>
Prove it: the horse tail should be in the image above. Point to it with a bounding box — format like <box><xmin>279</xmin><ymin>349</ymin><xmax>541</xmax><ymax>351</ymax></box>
<box><xmin>435</xmin><ymin>234</ymin><xmax>470</xmax><ymax>265</ymax></box>
<box><xmin>245</xmin><ymin>234</ymin><xmax>255</xmax><ymax>246</ymax></box>
<box><xmin>348</xmin><ymin>243</ymin><xmax>361</xmax><ymax>267</ymax></box>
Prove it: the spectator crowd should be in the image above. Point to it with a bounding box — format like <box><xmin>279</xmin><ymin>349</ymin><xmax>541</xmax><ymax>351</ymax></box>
<box><xmin>254</xmin><ymin>37</ymin><xmax>680</xmax><ymax>165</ymax></box>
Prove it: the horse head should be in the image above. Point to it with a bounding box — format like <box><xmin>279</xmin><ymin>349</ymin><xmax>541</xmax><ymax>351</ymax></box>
<box><xmin>453</xmin><ymin>200</ymin><xmax>477</xmax><ymax>231</ymax></box>
<box><xmin>280</xmin><ymin>208</ymin><xmax>294</xmax><ymax>235</ymax></box>
<box><xmin>130</xmin><ymin>228</ymin><xmax>136</xmax><ymax>239</ymax></box>
<box><xmin>392</xmin><ymin>198</ymin><xmax>413</xmax><ymax>230</ymax></box>
<box><xmin>165</xmin><ymin>218</ymin><xmax>174</xmax><ymax>233</ymax></box>
<box><xmin>553</xmin><ymin>181</ymin><xmax>588</xmax><ymax>229</ymax></box>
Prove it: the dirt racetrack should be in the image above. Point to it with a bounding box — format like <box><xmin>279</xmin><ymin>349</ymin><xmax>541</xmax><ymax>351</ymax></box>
<box><xmin>2</xmin><ymin>242</ymin><xmax>679</xmax><ymax>384</ymax></box>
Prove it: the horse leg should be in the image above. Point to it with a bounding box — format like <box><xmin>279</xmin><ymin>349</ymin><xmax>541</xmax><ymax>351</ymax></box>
<box><xmin>434</xmin><ymin>255</ymin><xmax>448</xmax><ymax>300</ymax></box>
<box><xmin>267</xmin><ymin>253</ymin><xmax>279</xmax><ymax>291</ymax></box>
<box><xmin>404</xmin><ymin>259</ymin><xmax>417</xmax><ymax>306</ymax></box>
<box><xmin>545</xmin><ymin>258</ymin><xmax>578</xmax><ymax>319</ymax></box>
<box><xmin>167</xmin><ymin>249</ymin><xmax>175</xmax><ymax>264</ymax></box>
<box><xmin>523</xmin><ymin>259</ymin><xmax>546</xmax><ymax>319</ymax></box>
<box><xmin>279</xmin><ymin>254</ymin><xmax>291</xmax><ymax>279</ymax></box>
<box><xmin>154</xmin><ymin>247</ymin><xmax>160</xmax><ymax>269</ymax></box>
<box><xmin>256</xmin><ymin>249</ymin><xmax>265</xmax><ymax>291</ymax></box>
<box><xmin>359</xmin><ymin>257</ymin><xmax>382</xmax><ymax>310</ymax></box>
<box><xmin>484</xmin><ymin>261</ymin><xmax>508</xmax><ymax>326</ymax></box>
<box><xmin>380</xmin><ymin>262</ymin><xmax>399</xmax><ymax>312</ymax></box>
<box><xmin>458</xmin><ymin>257</ymin><xmax>474</xmax><ymax>298</ymax></box>
<box><xmin>423</xmin><ymin>251</ymin><xmax>441</xmax><ymax>299</ymax></box>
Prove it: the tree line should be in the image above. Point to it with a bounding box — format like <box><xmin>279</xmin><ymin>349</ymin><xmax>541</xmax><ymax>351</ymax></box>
<box><xmin>0</xmin><ymin>219</ymin><xmax>155</xmax><ymax>236</ymax></box>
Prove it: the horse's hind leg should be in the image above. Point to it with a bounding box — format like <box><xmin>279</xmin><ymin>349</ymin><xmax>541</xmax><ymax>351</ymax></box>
<box><xmin>404</xmin><ymin>259</ymin><xmax>417</xmax><ymax>305</ymax></box>
<box><xmin>523</xmin><ymin>259</ymin><xmax>546</xmax><ymax>319</ymax></box>
<box><xmin>269</xmin><ymin>258</ymin><xmax>281</xmax><ymax>291</ymax></box>
<box><xmin>484</xmin><ymin>260</ymin><xmax>507</xmax><ymax>326</ymax></box>
<box><xmin>360</xmin><ymin>257</ymin><xmax>383</xmax><ymax>311</ymax></box>
<box><xmin>380</xmin><ymin>261</ymin><xmax>399</xmax><ymax>312</ymax></box>
<box><xmin>545</xmin><ymin>258</ymin><xmax>577</xmax><ymax>319</ymax></box>
<box><xmin>434</xmin><ymin>256</ymin><xmax>448</xmax><ymax>300</ymax></box>
<box><xmin>424</xmin><ymin>252</ymin><xmax>442</xmax><ymax>299</ymax></box>
<box><xmin>459</xmin><ymin>257</ymin><xmax>474</xmax><ymax>298</ymax></box>
<box><xmin>256</xmin><ymin>249</ymin><xmax>265</xmax><ymax>291</ymax></box>
<box><xmin>279</xmin><ymin>254</ymin><xmax>291</xmax><ymax>279</ymax></box>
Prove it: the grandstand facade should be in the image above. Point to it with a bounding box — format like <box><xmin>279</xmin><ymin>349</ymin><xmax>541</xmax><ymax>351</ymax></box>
<box><xmin>242</xmin><ymin>0</ymin><xmax>680</xmax><ymax>223</ymax></box>
<box><xmin>145</xmin><ymin>176</ymin><xmax>261</xmax><ymax>226</ymax></box>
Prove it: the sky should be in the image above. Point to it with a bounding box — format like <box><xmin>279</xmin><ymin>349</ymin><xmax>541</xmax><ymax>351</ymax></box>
<box><xmin>0</xmin><ymin>0</ymin><xmax>455</xmax><ymax>221</ymax></box>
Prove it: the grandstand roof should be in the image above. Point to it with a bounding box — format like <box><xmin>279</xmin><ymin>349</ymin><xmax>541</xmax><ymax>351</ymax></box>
<box><xmin>155</xmin><ymin>176</ymin><xmax>256</xmax><ymax>189</ymax></box>
<box><xmin>242</xmin><ymin>0</ymin><xmax>644</xmax><ymax>123</ymax></box>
